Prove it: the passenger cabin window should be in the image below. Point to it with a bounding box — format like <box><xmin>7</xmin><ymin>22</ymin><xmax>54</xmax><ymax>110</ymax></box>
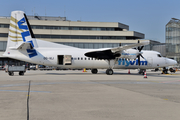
<box><xmin>157</xmin><ymin>54</ymin><xmax>162</xmax><ymax>57</ymax></box>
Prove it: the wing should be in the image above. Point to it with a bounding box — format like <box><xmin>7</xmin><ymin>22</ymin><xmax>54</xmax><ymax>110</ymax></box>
<box><xmin>84</xmin><ymin>41</ymin><xmax>149</xmax><ymax>59</ymax></box>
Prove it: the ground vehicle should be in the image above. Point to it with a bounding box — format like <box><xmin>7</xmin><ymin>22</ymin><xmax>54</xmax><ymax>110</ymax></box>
<box><xmin>7</xmin><ymin>66</ymin><xmax>26</xmax><ymax>76</ymax></box>
<box><xmin>0</xmin><ymin>67</ymin><xmax>5</xmax><ymax>70</ymax></box>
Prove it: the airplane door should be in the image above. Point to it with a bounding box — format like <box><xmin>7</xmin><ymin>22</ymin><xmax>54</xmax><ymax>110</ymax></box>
<box><xmin>64</xmin><ymin>55</ymin><xmax>72</xmax><ymax>65</ymax></box>
<box><xmin>147</xmin><ymin>57</ymin><xmax>153</xmax><ymax>67</ymax></box>
<box><xmin>57</xmin><ymin>55</ymin><xmax>72</xmax><ymax>65</ymax></box>
<box><xmin>58</xmin><ymin>55</ymin><xmax>64</xmax><ymax>65</ymax></box>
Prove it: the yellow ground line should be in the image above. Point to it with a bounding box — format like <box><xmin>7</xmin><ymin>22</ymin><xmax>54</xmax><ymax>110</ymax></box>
<box><xmin>165</xmin><ymin>74</ymin><xmax>180</xmax><ymax>75</ymax></box>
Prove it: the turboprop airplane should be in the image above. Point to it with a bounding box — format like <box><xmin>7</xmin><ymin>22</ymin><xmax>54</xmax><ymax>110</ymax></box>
<box><xmin>3</xmin><ymin>11</ymin><xmax>177</xmax><ymax>75</ymax></box>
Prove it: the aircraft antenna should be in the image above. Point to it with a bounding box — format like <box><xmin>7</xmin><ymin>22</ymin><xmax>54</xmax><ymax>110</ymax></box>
<box><xmin>64</xmin><ymin>6</ymin><xmax>66</xmax><ymax>17</ymax></box>
<box><xmin>45</xmin><ymin>7</ymin><xmax>46</xmax><ymax>20</ymax></box>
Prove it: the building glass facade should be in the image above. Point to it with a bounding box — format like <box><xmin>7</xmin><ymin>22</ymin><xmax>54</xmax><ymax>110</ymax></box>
<box><xmin>166</xmin><ymin>18</ymin><xmax>180</xmax><ymax>64</ymax></box>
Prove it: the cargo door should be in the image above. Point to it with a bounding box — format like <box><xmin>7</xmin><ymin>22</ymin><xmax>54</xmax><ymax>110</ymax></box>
<box><xmin>57</xmin><ymin>55</ymin><xmax>72</xmax><ymax>65</ymax></box>
<box><xmin>64</xmin><ymin>55</ymin><xmax>72</xmax><ymax>65</ymax></box>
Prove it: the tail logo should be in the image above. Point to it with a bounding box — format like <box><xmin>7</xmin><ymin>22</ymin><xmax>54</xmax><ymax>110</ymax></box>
<box><xmin>17</xmin><ymin>17</ymin><xmax>34</xmax><ymax>47</ymax></box>
<box><xmin>27</xmin><ymin>49</ymin><xmax>37</xmax><ymax>58</ymax></box>
<box><xmin>10</xmin><ymin>15</ymin><xmax>37</xmax><ymax>58</ymax></box>
<box><xmin>9</xmin><ymin>16</ymin><xmax>23</xmax><ymax>42</ymax></box>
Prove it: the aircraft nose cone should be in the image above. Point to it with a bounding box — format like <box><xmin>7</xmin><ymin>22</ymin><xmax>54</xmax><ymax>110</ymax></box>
<box><xmin>168</xmin><ymin>59</ymin><xmax>177</xmax><ymax>65</ymax></box>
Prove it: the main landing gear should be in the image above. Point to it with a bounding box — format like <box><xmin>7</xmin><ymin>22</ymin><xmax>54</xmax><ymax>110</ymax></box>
<box><xmin>91</xmin><ymin>59</ymin><xmax>117</xmax><ymax>75</ymax></box>
<box><xmin>91</xmin><ymin>69</ymin><xmax>98</xmax><ymax>74</ymax></box>
<box><xmin>106</xmin><ymin>69</ymin><xmax>113</xmax><ymax>75</ymax></box>
<box><xmin>105</xmin><ymin>59</ymin><xmax>117</xmax><ymax>75</ymax></box>
<box><xmin>91</xmin><ymin>68</ymin><xmax>113</xmax><ymax>75</ymax></box>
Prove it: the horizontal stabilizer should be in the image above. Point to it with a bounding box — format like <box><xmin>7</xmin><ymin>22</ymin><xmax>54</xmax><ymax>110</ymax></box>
<box><xmin>17</xmin><ymin>42</ymin><xmax>33</xmax><ymax>50</ymax></box>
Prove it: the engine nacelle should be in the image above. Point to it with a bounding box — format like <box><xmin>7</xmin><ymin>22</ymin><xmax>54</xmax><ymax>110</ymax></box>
<box><xmin>119</xmin><ymin>49</ymin><xmax>139</xmax><ymax>59</ymax></box>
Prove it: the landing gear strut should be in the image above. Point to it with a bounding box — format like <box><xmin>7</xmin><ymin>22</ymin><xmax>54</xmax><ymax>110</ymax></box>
<box><xmin>105</xmin><ymin>59</ymin><xmax>118</xmax><ymax>75</ymax></box>
<box><xmin>162</xmin><ymin>67</ymin><xmax>168</xmax><ymax>74</ymax></box>
<box><xmin>139</xmin><ymin>69</ymin><xmax>146</xmax><ymax>75</ymax></box>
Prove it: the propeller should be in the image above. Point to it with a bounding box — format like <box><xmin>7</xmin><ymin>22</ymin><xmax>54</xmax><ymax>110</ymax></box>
<box><xmin>137</xmin><ymin>40</ymin><xmax>145</xmax><ymax>66</ymax></box>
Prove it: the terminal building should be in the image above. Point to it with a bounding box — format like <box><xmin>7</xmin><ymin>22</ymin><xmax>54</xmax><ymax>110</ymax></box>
<box><xmin>166</xmin><ymin>18</ymin><xmax>180</xmax><ymax>64</ymax></box>
<box><xmin>0</xmin><ymin>14</ymin><xmax>160</xmax><ymax>67</ymax></box>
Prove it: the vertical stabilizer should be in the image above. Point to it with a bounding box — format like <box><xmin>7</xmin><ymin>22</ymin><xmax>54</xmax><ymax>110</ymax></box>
<box><xmin>6</xmin><ymin>11</ymin><xmax>38</xmax><ymax>50</ymax></box>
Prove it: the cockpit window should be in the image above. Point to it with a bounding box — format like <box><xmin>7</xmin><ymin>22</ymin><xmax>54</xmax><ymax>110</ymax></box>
<box><xmin>157</xmin><ymin>54</ymin><xmax>162</xmax><ymax>57</ymax></box>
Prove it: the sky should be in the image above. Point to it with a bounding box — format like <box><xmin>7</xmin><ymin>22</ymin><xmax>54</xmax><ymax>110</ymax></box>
<box><xmin>0</xmin><ymin>0</ymin><xmax>180</xmax><ymax>43</ymax></box>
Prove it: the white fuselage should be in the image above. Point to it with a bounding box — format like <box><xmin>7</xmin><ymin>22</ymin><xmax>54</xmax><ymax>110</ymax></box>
<box><xmin>3</xmin><ymin>10</ymin><xmax>177</xmax><ymax>75</ymax></box>
<box><xmin>5</xmin><ymin>47</ymin><xmax>177</xmax><ymax>69</ymax></box>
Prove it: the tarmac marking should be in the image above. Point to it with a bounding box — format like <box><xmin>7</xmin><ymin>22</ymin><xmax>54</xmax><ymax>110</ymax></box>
<box><xmin>0</xmin><ymin>89</ymin><xmax>51</xmax><ymax>93</ymax></box>
<box><xmin>0</xmin><ymin>80</ymin><xmax>180</xmax><ymax>89</ymax></box>
<box><xmin>165</xmin><ymin>74</ymin><xmax>180</xmax><ymax>75</ymax></box>
<box><xmin>161</xmin><ymin>80</ymin><xmax>180</xmax><ymax>84</ymax></box>
<box><xmin>163</xmin><ymin>99</ymin><xmax>169</xmax><ymax>101</ymax></box>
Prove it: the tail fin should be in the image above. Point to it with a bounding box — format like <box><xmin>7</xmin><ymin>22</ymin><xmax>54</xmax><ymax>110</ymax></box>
<box><xmin>6</xmin><ymin>11</ymin><xmax>38</xmax><ymax>50</ymax></box>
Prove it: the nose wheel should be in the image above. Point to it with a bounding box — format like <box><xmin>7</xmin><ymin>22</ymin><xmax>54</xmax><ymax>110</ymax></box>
<box><xmin>106</xmin><ymin>69</ymin><xmax>113</xmax><ymax>75</ymax></box>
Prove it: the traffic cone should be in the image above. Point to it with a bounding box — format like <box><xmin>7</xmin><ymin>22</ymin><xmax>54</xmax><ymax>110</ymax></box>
<box><xmin>128</xmin><ymin>69</ymin><xmax>130</xmax><ymax>74</ymax></box>
<box><xmin>144</xmin><ymin>71</ymin><xmax>147</xmax><ymax>78</ymax></box>
<box><xmin>82</xmin><ymin>68</ymin><xmax>87</xmax><ymax>72</ymax></box>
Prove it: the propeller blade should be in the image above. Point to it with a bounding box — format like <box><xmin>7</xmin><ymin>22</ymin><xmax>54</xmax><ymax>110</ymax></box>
<box><xmin>140</xmin><ymin>54</ymin><xmax>145</xmax><ymax>59</ymax></box>
<box><xmin>138</xmin><ymin>55</ymin><xmax>140</xmax><ymax>66</ymax></box>
<box><xmin>137</xmin><ymin>40</ymin><xmax>145</xmax><ymax>66</ymax></box>
<box><xmin>139</xmin><ymin>46</ymin><xmax>144</xmax><ymax>51</ymax></box>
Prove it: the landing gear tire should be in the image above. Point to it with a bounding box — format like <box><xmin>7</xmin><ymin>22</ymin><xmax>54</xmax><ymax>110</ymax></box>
<box><xmin>8</xmin><ymin>72</ymin><xmax>14</xmax><ymax>76</ymax></box>
<box><xmin>139</xmin><ymin>69</ymin><xmax>146</xmax><ymax>75</ymax></box>
<box><xmin>162</xmin><ymin>67</ymin><xmax>168</xmax><ymax>74</ymax></box>
<box><xmin>106</xmin><ymin>69</ymin><xmax>113</xmax><ymax>75</ymax></box>
<box><xmin>91</xmin><ymin>69</ymin><xmax>98</xmax><ymax>74</ymax></box>
<box><xmin>19</xmin><ymin>71</ymin><xmax>24</xmax><ymax>76</ymax></box>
